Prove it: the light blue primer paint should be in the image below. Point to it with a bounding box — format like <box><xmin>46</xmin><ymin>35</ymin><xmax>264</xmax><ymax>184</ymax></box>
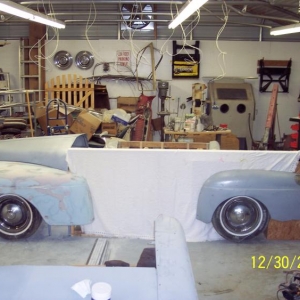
<box><xmin>0</xmin><ymin>161</ymin><xmax>94</xmax><ymax>225</ymax></box>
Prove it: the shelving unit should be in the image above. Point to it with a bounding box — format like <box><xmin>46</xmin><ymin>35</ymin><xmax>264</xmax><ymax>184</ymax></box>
<box><xmin>257</xmin><ymin>59</ymin><xmax>292</xmax><ymax>93</ymax></box>
<box><xmin>0</xmin><ymin>89</ymin><xmax>37</xmax><ymax>137</ymax></box>
<box><xmin>0</xmin><ymin>71</ymin><xmax>12</xmax><ymax>116</ymax></box>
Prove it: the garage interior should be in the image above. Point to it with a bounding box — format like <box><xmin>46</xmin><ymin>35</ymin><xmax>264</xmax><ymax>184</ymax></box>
<box><xmin>0</xmin><ymin>1</ymin><xmax>300</xmax><ymax>299</ymax></box>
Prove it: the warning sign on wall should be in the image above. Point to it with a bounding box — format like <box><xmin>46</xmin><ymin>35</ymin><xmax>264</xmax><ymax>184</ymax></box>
<box><xmin>116</xmin><ymin>50</ymin><xmax>131</xmax><ymax>71</ymax></box>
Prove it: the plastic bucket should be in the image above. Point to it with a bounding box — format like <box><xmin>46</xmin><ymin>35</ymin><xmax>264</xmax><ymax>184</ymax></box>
<box><xmin>91</xmin><ymin>282</ymin><xmax>112</xmax><ymax>300</ymax></box>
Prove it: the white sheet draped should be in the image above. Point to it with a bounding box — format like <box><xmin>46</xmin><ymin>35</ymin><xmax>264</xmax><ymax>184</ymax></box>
<box><xmin>67</xmin><ymin>149</ymin><xmax>300</xmax><ymax>242</ymax></box>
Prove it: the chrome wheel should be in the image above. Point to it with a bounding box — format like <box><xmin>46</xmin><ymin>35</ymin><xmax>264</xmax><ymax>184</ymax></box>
<box><xmin>0</xmin><ymin>194</ymin><xmax>42</xmax><ymax>240</ymax></box>
<box><xmin>212</xmin><ymin>196</ymin><xmax>269</xmax><ymax>242</ymax></box>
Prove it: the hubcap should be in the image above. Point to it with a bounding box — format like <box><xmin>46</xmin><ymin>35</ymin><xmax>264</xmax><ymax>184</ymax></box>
<box><xmin>0</xmin><ymin>195</ymin><xmax>32</xmax><ymax>235</ymax></box>
<box><xmin>228</xmin><ymin>204</ymin><xmax>252</xmax><ymax>226</ymax></box>
<box><xmin>220</xmin><ymin>196</ymin><xmax>263</xmax><ymax>237</ymax></box>
<box><xmin>1</xmin><ymin>203</ymin><xmax>24</xmax><ymax>226</ymax></box>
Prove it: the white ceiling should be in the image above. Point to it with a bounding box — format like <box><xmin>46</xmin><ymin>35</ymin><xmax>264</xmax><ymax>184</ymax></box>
<box><xmin>0</xmin><ymin>0</ymin><xmax>300</xmax><ymax>41</ymax></box>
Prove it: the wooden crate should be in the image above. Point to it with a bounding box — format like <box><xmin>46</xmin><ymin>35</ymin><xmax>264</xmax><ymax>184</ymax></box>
<box><xmin>117</xmin><ymin>97</ymin><xmax>139</xmax><ymax>113</ymax></box>
<box><xmin>219</xmin><ymin>134</ymin><xmax>240</xmax><ymax>150</ymax></box>
<box><xmin>118</xmin><ymin>141</ymin><xmax>208</xmax><ymax>149</ymax></box>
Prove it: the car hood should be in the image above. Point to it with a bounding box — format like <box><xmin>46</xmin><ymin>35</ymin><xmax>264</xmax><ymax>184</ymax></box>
<box><xmin>0</xmin><ymin>134</ymin><xmax>88</xmax><ymax>171</ymax></box>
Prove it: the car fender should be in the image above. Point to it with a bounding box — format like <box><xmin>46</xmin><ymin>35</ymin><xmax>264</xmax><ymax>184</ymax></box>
<box><xmin>0</xmin><ymin>161</ymin><xmax>94</xmax><ymax>225</ymax></box>
<box><xmin>197</xmin><ymin>169</ymin><xmax>300</xmax><ymax>223</ymax></box>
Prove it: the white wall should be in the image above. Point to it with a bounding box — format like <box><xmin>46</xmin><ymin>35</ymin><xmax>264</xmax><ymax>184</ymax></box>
<box><xmin>1</xmin><ymin>39</ymin><xmax>300</xmax><ymax>142</ymax></box>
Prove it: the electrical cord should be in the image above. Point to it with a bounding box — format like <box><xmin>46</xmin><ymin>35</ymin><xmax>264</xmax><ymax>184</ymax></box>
<box><xmin>277</xmin><ymin>271</ymin><xmax>300</xmax><ymax>300</ymax></box>
<box><xmin>161</xmin><ymin>1</ymin><xmax>202</xmax><ymax>64</ymax></box>
<box><xmin>27</xmin><ymin>0</ymin><xmax>61</xmax><ymax>72</ymax></box>
<box><xmin>214</xmin><ymin>1</ymin><xmax>230</xmax><ymax>82</ymax></box>
<box><xmin>84</xmin><ymin>1</ymin><xmax>105</xmax><ymax>63</ymax></box>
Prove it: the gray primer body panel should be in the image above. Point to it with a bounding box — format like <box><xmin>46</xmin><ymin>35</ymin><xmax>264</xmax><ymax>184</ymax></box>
<box><xmin>0</xmin><ymin>215</ymin><xmax>198</xmax><ymax>300</ymax></box>
<box><xmin>0</xmin><ymin>134</ymin><xmax>88</xmax><ymax>170</ymax></box>
<box><xmin>197</xmin><ymin>169</ymin><xmax>300</xmax><ymax>223</ymax></box>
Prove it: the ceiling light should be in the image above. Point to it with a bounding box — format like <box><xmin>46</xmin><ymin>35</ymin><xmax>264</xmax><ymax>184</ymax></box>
<box><xmin>270</xmin><ymin>23</ymin><xmax>300</xmax><ymax>36</ymax></box>
<box><xmin>30</xmin><ymin>15</ymin><xmax>65</xmax><ymax>29</ymax></box>
<box><xmin>168</xmin><ymin>0</ymin><xmax>208</xmax><ymax>29</ymax></box>
<box><xmin>0</xmin><ymin>0</ymin><xmax>65</xmax><ymax>29</ymax></box>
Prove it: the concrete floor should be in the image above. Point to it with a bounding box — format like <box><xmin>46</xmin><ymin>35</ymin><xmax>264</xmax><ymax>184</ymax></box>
<box><xmin>0</xmin><ymin>221</ymin><xmax>298</xmax><ymax>300</ymax></box>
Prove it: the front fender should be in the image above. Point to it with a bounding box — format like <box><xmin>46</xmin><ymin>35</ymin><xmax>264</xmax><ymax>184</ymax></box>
<box><xmin>0</xmin><ymin>161</ymin><xmax>94</xmax><ymax>225</ymax></box>
<box><xmin>196</xmin><ymin>169</ymin><xmax>299</xmax><ymax>223</ymax></box>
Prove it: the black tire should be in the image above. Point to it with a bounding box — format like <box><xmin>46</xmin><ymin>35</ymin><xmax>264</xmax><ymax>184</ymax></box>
<box><xmin>0</xmin><ymin>194</ymin><xmax>42</xmax><ymax>240</ymax></box>
<box><xmin>4</xmin><ymin>118</ymin><xmax>27</xmax><ymax>124</ymax></box>
<box><xmin>3</xmin><ymin>122</ymin><xmax>27</xmax><ymax>130</ymax></box>
<box><xmin>212</xmin><ymin>196</ymin><xmax>270</xmax><ymax>242</ymax></box>
<box><xmin>0</xmin><ymin>128</ymin><xmax>21</xmax><ymax>135</ymax></box>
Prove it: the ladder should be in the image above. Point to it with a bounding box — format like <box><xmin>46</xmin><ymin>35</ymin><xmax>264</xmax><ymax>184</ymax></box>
<box><xmin>19</xmin><ymin>39</ymin><xmax>43</xmax><ymax>102</ymax></box>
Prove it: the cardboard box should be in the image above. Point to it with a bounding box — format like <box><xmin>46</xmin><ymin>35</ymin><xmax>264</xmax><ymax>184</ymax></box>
<box><xmin>219</xmin><ymin>134</ymin><xmax>240</xmax><ymax>150</ymax></box>
<box><xmin>265</xmin><ymin>219</ymin><xmax>300</xmax><ymax>240</ymax></box>
<box><xmin>35</xmin><ymin>102</ymin><xmax>80</xmax><ymax>134</ymax></box>
<box><xmin>70</xmin><ymin>110</ymin><xmax>102</xmax><ymax>140</ymax></box>
<box><xmin>101</xmin><ymin>122</ymin><xmax>118</xmax><ymax>135</ymax></box>
<box><xmin>193</xmin><ymin>133</ymin><xmax>216</xmax><ymax>143</ymax></box>
<box><xmin>117</xmin><ymin>97</ymin><xmax>138</xmax><ymax>113</ymax></box>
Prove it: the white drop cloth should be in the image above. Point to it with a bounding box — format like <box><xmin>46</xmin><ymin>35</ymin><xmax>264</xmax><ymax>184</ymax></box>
<box><xmin>67</xmin><ymin>149</ymin><xmax>300</xmax><ymax>242</ymax></box>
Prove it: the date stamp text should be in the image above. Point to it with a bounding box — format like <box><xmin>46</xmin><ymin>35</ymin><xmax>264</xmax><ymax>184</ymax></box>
<box><xmin>252</xmin><ymin>255</ymin><xmax>300</xmax><ymax>269</ymax></box>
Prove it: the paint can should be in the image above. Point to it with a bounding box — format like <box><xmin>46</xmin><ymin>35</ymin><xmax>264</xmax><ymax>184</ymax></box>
<box><xmin>174</xmin><ymin>117</ymin><xmax>182</xmax><ymax>131</ymax></box>
<box><xmin>91</xmin><ymin>282</ymin><xmax>112</xmax><ymax>300</ymax></box>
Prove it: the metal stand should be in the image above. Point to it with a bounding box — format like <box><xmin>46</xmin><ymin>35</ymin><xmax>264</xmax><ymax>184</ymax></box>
<box><xmin>46</xmin><ymin>99</ymin><xmax>69</xmax><ymax>135</ymax></box>
<box><xmin>157</xmin><ymin>82</ymin><xmax>170</xmax><ymax>142</ymax></box>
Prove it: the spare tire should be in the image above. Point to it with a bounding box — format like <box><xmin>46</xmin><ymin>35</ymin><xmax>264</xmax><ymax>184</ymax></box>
<box><xmin>4</xmin><ymin>118</ymin><xmax>27</xmax><ymax>124</ymax></box>
<box><xmin>3</xmin><ymin>122</ymin><xmax>27</xmax><ymax>130</ymax></box>
<box><xmin>0</xmin><ymin>128</ymin><xmax>22</xmax><ymax>135</ymax></box>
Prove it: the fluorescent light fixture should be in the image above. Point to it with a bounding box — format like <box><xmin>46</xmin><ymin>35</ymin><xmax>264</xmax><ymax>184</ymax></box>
<box><xmin>168</xmin><ymin>0</ymin><xmax>208</xmax><ymax>29</ymax></box>
<box><xmin>30</xmin><ymin>15</ymin><xmax>65</xmax><ymax>29</ymax></box>
<box><xmin>0</xmin><ymin>0</ymin><xmax>65</xmax><ymax>29</ymax></box>
<box><xmin>270</xmin><ymin>23</ymin><xmax>300</xmax><ymax>36</ymax></box>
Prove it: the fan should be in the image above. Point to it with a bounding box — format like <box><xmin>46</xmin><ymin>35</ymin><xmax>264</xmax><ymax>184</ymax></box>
<box><xmin>121</xmin><ymin>4</ymin><xmax>153</xmax><ymax>30</ymax></box>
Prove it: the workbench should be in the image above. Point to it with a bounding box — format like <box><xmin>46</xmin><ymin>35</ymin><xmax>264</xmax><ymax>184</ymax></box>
<box><xmin>164</xmin><ymin>128</ymin><xmax>231</xmax><ymax>142</ymax></box>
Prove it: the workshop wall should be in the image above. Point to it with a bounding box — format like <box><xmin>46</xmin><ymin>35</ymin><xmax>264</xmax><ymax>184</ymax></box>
<box><xmin>1</xmin><ymin>39</ymin><xmax>300</xmax><ymax>143</ymax></box>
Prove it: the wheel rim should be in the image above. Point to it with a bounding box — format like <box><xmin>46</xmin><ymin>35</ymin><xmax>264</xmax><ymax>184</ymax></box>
<box><xmin>219</xmin><ymin>196</ymin><xmax>264</xmax><ymax>237</ymax></box>
<box><xmin>0</xmin><ymin>194</ymin><xmax>33</xmax><ymax>236</ymax></box>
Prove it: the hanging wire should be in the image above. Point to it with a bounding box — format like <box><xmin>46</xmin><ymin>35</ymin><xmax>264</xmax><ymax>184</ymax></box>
<box><xmin>84</xmin><ymin>1</ymin><xmax>105</xmax><ymax>62</ymax></box>
<box><xmin>28</xmin><ymin>0</ymin><xmax>62</xmax><ymax>71</ymax></box>
<box><xmin>212</xmin><ymin>1</ymin><xmax>230</xmax><ymax>82</ymax></box>
<box><xmin>160</xmin><ymin>1</ymin><xmax>202</xmax><ymax>61</ymax></box>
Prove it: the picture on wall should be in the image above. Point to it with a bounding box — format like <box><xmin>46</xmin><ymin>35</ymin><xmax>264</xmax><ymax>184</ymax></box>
<box><xmin>172</xmin><ymin>56</ymin><xmax>199</xmax><ymax>78</ymax></box>
<box><xmin>172</xmin><ymin>40</ymin><xmax>200</xmax><ymax>79</ymax></box>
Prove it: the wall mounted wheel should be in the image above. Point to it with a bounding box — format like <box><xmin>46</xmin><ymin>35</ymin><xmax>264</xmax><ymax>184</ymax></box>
<box><xmin>0</xmin><ymin>194</ymin><xmax>42</xmax><ymax>240</ymax></box>
<box><xmin>212</xmin><ymin>196</ymin><xmax>269</xmax><ymax>242</ymax></box>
